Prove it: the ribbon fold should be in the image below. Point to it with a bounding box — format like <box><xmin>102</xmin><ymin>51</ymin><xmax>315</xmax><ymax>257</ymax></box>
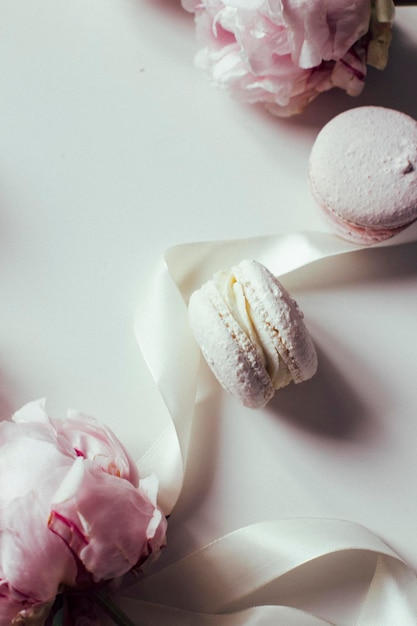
<box><xmin>130</xmin><ymin>227</ymin><xmax>417</xmax><ymax>625</ymax></box>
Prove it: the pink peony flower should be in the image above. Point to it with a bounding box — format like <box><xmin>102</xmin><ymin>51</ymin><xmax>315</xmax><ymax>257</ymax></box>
<box><xmin>0</xmin><ymin>399</ymin><xmax>167</xmax><ymax>625</ymax></box>
<box><xmin>182</xmin><ymin>0</ymin><xmax>395</xmax><ymax>116</ymax></box>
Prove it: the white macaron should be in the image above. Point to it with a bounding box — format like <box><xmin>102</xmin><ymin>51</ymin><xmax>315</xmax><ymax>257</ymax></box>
<box><xmin>188</xmin><ymin>260</ymin><xmax>318</xmax><ymax>409</ymax></box>
<box><xmin>309</xmin><ymin>106</ymin><xmax>417</xmax><ymax>244</ymax></box>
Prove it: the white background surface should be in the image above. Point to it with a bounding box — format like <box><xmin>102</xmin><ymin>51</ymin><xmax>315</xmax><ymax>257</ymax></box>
<box><xmin>1</xmin><ymin>0</ymin><xmax>417</xmax><ymax>607</ymax></box>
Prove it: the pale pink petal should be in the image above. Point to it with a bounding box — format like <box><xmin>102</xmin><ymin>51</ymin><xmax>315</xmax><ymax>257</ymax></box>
<box><xmin>0</xmin><ymin>401</ymin><xmax>165</xmax><ymax>623</ymax></box>
<box><xmin>330</xmin><ymin>46</ymin><xmax>367</xmax><ymax>96</ymax></box>
<box><xmin>55</xmin><ymin>410</ymin><xmax>138</xmax><ymax>485</ymax></box>
<box><xmin>1</xmin><ymin>493</ymin><xmax>77</xmax><ymax>605</ymax></box>
<box><xmin>280</xmin><ymin>0</ymin><xmax>370</xmax><ymax>68</ymax></box>
<box><xmin>12</xmin><ymin>398</ymin><xmax>49</xmax><ymax>426</ymax></box>
<box><xmin>186</xmin><ymin>0</ymin><xmax>374</xmax><ymax>115</ymax></box>
<box><xmin>49</xmin><ymin>460</ymin><xmax>167</xmax><ymax>582</ymax></box>
<box><xmin>0</xmin><ymin>431</ymin><xmax>71</xmax><ymax>505</ymax></box>
<box><xmin>181</xmin><ymin>0</ymin><xmax>200</xmax><ymax>11</ymax></box>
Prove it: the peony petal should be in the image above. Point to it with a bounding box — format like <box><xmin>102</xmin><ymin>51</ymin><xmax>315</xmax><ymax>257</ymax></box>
<box><xmin>0</xmin><ymin>431</ymin><xmax>71</xmax><ymax>505</ymax></box>
<box><xmin>281</xmin><ymin>0</ymin><xmax>371</xmax><ymax>68</ymax></box>
<box><xmin>181</xmin><ymin>0</ymin><xmax>199</xmax><ymax>11</ymax></box>
<box><xmin>187</xmin><ymin>0</ymin><xmax>375</xmax><ymax>115</ymax></box>
<box><xmin>0</xmin><ymin>401</ymin><xmax>153</xmax><ymax>623</ymax></box>
<box><xmin>12</xmin><ymin>398</ymin><xmax>48</xmax><ymax>425</ymax></box>
<box><xmin>138</xmin><ymin>474</ymin><xmax>159</xmax><ymax>508</ymax></box>
<box><xmin>56</xmin><ymin>410</ymin><xmax>139</xmax><ymax>485</ymax></box>
<box><xmin>50</xmin><ymin>461</ymin><xmax>167</xmax><ymax>582</ymax></box>
<box><xmin>226</xmin><ymin>0</ymin><xmax>264</xmax><ymax>8</ymax></box>
<box><xmin>1</xmin><ymin>493</ymin><xmax>77</xmax><ymax>605</ymax></box>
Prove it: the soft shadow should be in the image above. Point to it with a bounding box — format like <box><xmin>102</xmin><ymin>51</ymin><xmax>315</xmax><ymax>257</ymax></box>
<box><xmin>284</xmin><ymin>239</ymin><xmax>417</xmax><ymax>294</ymax></box>
<box><xmin>234</xmin><ymin>549</ymin><xmax>377</xmax><ymax>615</ymax></box>
<box><xmin>267</xmin><ymin>341</ymin><xmax>377</xmax><ymax>442</ymax></box>
<box><xmin>142</xmin><ymin>371</ymin><xmax>223</xmax><ymax>573</ymax></box>
<box><xmin>0</xmin><ymin>373</ymin><xmax>15</xmax><ymax>422</ymax></box>
<box><xmin>169</xmin><ymin>366</ymin><xmax>223</xmax><ymax>518</ymax></box>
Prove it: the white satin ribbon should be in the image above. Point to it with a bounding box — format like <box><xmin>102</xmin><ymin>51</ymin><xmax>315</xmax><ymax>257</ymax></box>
<box><xmin>130</xmin><ymin>227</ymin><xmax>417</xmax><ymax>625</ymax></box>
<box><xmin>117</xmin><ymin>518</ymin><xmax>417</xmax><ymax>625</ymax></box>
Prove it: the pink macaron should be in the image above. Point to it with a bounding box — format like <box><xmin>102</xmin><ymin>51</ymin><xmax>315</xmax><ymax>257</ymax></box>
<box><xmin>308</xmin><ymin>106</ymin><xmax>417</xmax><ymax>244</ymax></box>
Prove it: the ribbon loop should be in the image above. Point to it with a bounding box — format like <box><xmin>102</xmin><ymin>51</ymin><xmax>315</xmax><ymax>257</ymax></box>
<box><xmin>132</xmin><ymin>228</ymin><xmax>417</xmax><ymax>624</ymax></box>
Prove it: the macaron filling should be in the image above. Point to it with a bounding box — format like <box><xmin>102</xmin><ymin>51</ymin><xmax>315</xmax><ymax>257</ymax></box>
<box><xmin>213</xmin><ymin>270</ymin><xmax>292</xmax><ymax>390</ymax></box>
<box><xmin>189</xmin><ymin>259</ymin><xmax>318</xmax><ymax>408</ymax></box>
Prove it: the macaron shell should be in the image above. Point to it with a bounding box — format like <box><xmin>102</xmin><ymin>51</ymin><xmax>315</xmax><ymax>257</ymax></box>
<box><xmin>188</xmin><ymin>280</ymin><xmax>275</xmax><ymax>409</ymax></box>
<box><xmin>309</xmin><ymin>106</ymin><xmax>417</xmax><ymax>235</ymax></box>
<box><xmin>233</xmin><ymin>260</ymin><xmax>318</xmax><ymax>386</ymax></box>
<box><xmin>318</xmin><ymin>201</ymin><xmax>408</xmax><ymax>245</ymax></box>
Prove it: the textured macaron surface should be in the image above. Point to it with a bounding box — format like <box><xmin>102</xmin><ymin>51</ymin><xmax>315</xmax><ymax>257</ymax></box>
<box><xmin>309</xmin><ymin>106</ymin><xmax>417</xmax><ymax>230</ymax></box>
<box><xmin>188</xmin><ymin>275</ymin><xmax>275</xmax><ymax>408</ymax></box>
<box><xmin>232</xmin><ymin>260</ymin><xmax>318</xmax><ymax>386</ymax></box>
<box><xmin>188</xmin><ymin>260</ymin><xmax>318</xmax><ymax>409</ymax></box>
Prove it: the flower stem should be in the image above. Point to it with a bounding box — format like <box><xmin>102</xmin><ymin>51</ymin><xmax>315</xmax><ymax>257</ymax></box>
<box><xmin>94</xmin><ymin>590</ymin><xmax>138</xmax><ymax>626</ymax></box>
